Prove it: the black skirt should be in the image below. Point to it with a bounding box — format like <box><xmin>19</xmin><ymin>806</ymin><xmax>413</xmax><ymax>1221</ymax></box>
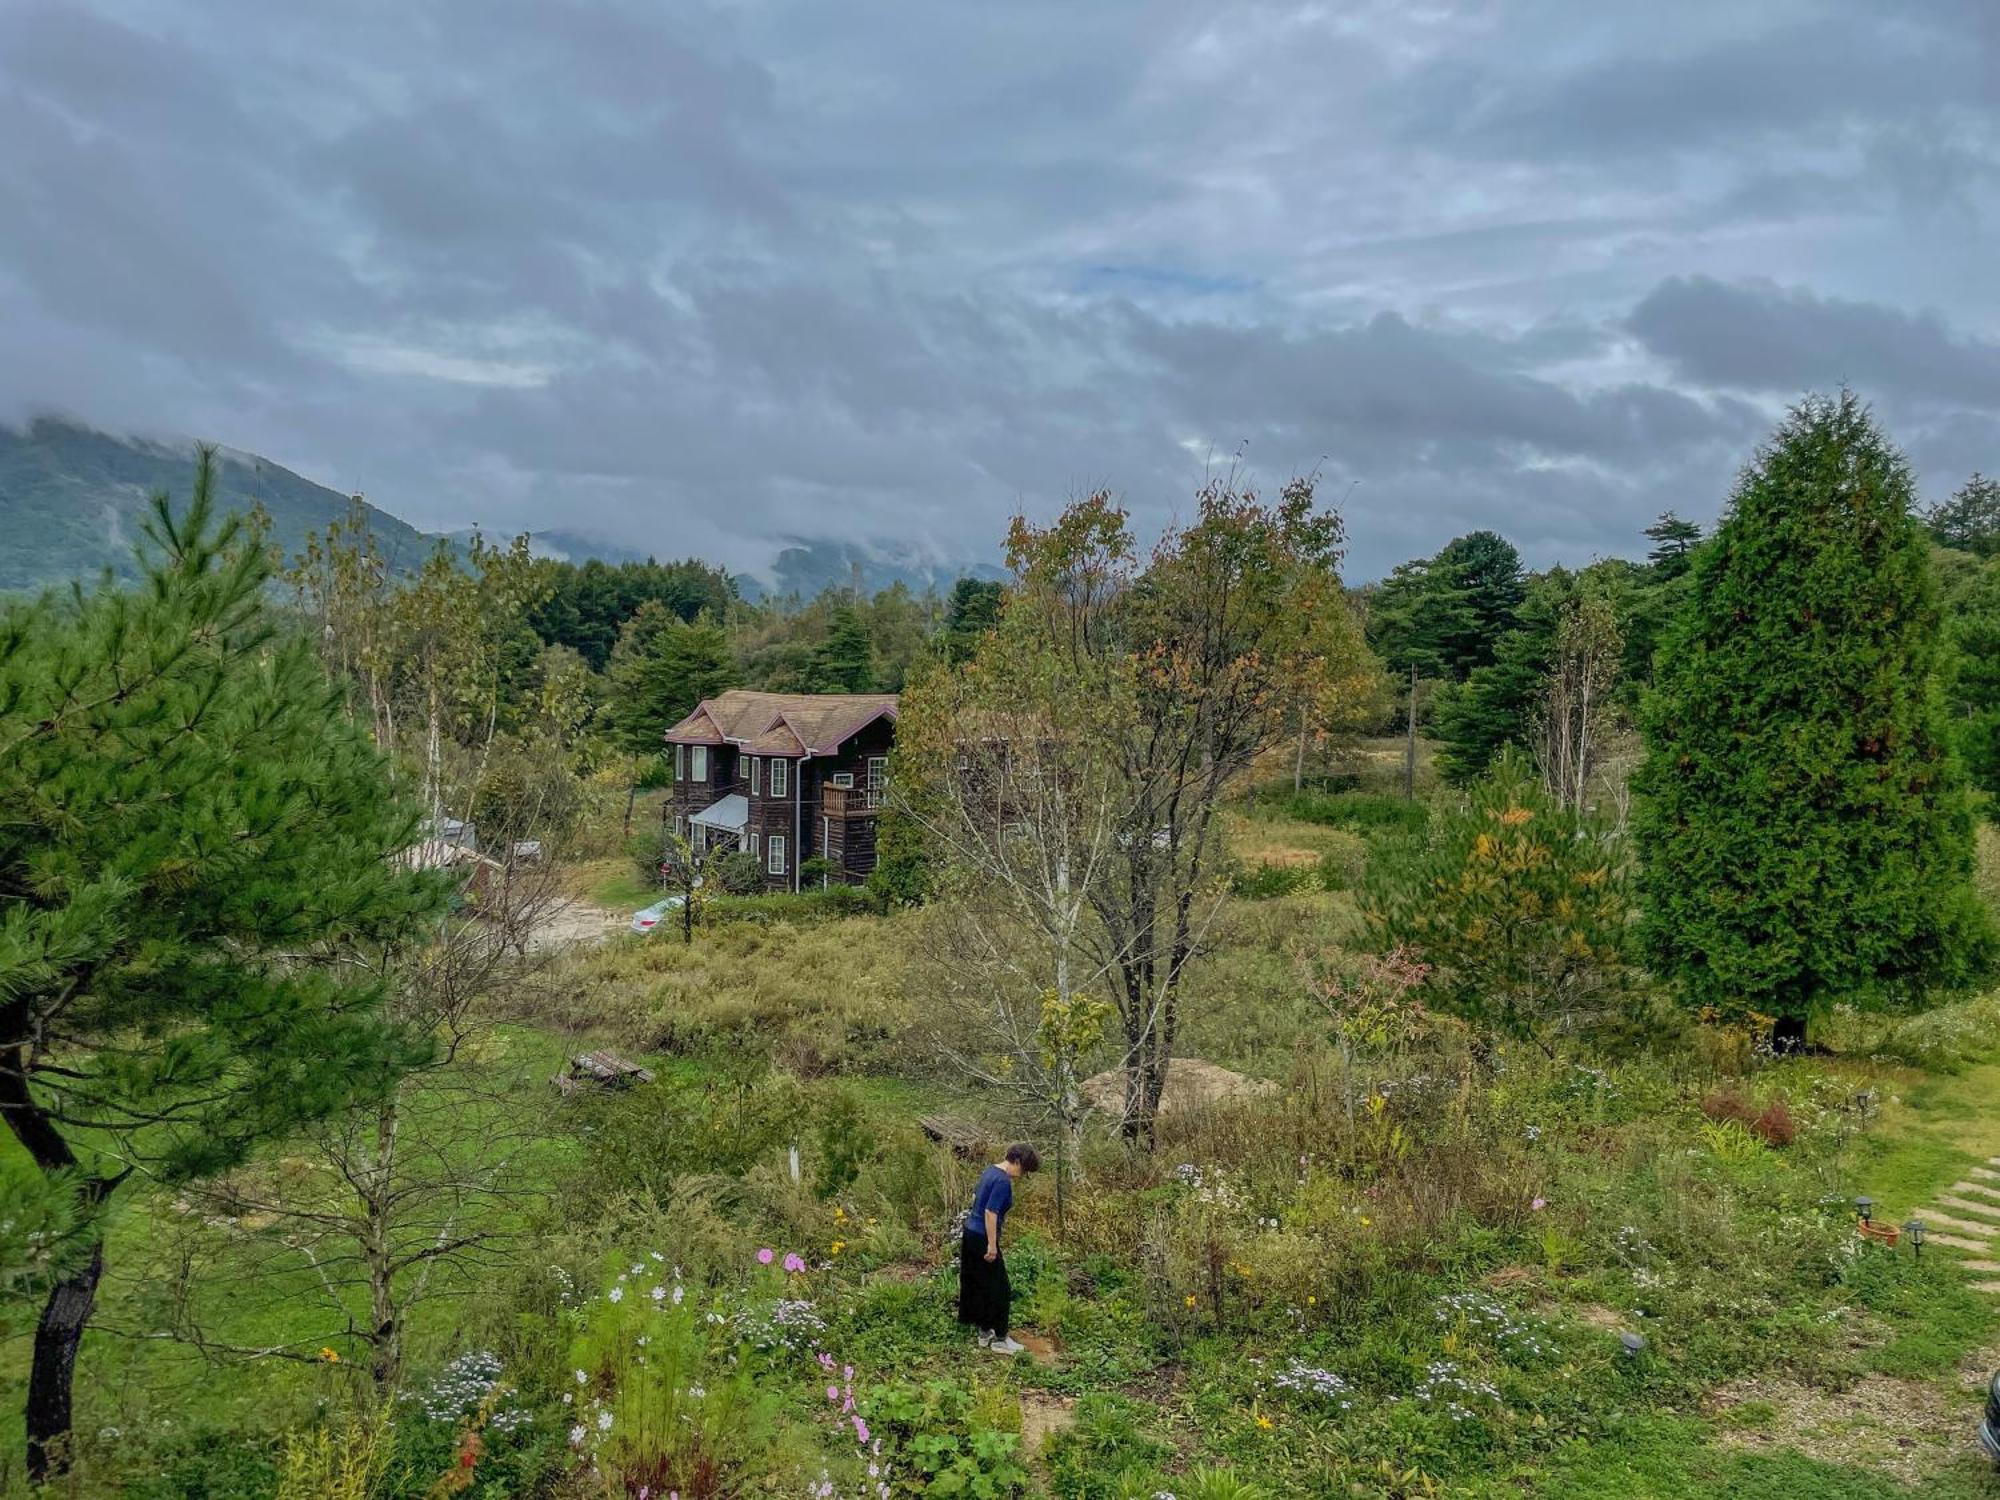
<box><xmin>957</xmin><ymin>1231</ymin><xmax>1010</xmax><ymax>1338</ymax></box>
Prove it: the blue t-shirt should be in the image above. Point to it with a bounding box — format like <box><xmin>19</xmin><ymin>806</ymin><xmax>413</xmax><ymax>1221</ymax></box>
<box><xmin>964</xmin><ymin>1165</ymin><xmax>1013</xmax><ymax>1240</ymax></box>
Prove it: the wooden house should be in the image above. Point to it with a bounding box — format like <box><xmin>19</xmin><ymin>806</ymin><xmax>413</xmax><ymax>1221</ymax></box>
<box><xmin>663</xmin><ymin>690</ymin><xmax>898</xmax><ymax>891</ymax></box>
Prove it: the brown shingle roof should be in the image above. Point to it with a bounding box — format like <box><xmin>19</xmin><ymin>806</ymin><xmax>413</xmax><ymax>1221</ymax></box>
<box><xmin>665</xmin><ymin>689</ymin><xmax>897</xmax><ymax>758</ymax></box>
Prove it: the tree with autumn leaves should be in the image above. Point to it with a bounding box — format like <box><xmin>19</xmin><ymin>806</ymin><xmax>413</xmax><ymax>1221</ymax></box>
<box><xmin>898</xmin><ymin>475</ymin><xmax>1378</xmax><ymax>1144</ymax></box>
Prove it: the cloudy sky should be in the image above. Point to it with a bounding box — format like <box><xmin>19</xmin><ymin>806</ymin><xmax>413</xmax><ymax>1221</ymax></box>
<box><xmin>3</xmin><ymin>0</ymin><xmax>1997</xmax><ymax>579</ymax></box>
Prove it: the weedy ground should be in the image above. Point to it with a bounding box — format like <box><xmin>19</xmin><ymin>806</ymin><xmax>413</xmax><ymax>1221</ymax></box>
<box><xmin>6</xmin><ymin>785</ymin><xmax>2000</xmax><ymax>1498</ymax></box>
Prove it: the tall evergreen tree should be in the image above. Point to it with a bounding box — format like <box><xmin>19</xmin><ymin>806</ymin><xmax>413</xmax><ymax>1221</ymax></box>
<box><xmin>1366</xmin><ymin>530</ymin><xmax>1524</xmax><ymax>682</ymax></box>
<box><xmin>1643</xmin><ymin>511</ymin><xmax>1703</xmax><ymax>578</ymax></box>
<box><xmin>1634</xmin><ymin>394</ymin><xmax>1995</xmax><ymax>1048</ymax></box>
<box><xmin>1434</xmin><ymin>568</ymin><xmax>1580</xmax><ymax>784</ymax></box>
<box><xmin>942</xmin><ymin>576</ymin><xmax>1005</xmax><ymax>664</ymax></box>
<box><xmin>604</xmin><ymin>605</ymin><xmax>733</xmax><ymax>756</ymax></box>
<box><xmin>0</xmin><ymin>452</ymin><xmax>449</xmax><ymax>1476</ymax></box>
<box><xmin>1925</xmin><ymin>473</ymin><xmax>2000</xmax><ymax>559</ymax></box>
<box><xmin>1940</xmin><ymin>555</ymin><xmax>2000</xmax><ymax>803</ymax></box>
<box><xmin>813</xmin><ymin>601</ymin><xmax>876</xmax><ymax>692</ymax></box>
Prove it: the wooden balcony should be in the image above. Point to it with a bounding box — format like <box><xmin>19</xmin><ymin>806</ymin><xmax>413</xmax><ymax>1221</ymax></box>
<box><xmin>820</xmin><ymin>784</ymin><xmax>883</xmax><ymax>818</ymax></box>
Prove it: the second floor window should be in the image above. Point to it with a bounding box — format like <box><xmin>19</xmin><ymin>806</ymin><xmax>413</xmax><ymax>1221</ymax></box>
<box><xmin>750</xmin><ymin>756</ymin><xmax>761</xmax><ymax>796</ymax></box>
<box><xmin>771</xmin><ymin>758</ymin><xmax>788</xmax><ymax>798</ymax></box>
<box><xmin>865</xmin><ymin>756</ymin><xmax>886</xmax><ymax>809</ymax></box>
<box><xmin>691</xmin><ymin>745</ymin><xmax>709</xmax><ymax>782</ymax></box>
<box><xmin>674</xmin><ymin>744</ymin><xmax>685</xmax><ymax>782</ymax></box>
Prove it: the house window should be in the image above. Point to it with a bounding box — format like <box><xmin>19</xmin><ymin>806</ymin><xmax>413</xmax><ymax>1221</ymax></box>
<box><xmin>675</xmin><ymin>744</ymin><xmax>685</xmax><ymax>782</ymax></box>
<box><xmin>865</xmin><ymin>756</ymin><xmax>886</xmax><ymax>809</ymax></box>
<box><xmin>770</xmin><ymin>758</ymin><xmax>788</xmax><ymax>798</ymax></box>
<box><xmin>830</xmin><ymin>772</ymin><xmax>854</xmax><ymax>789</ymax></box>
<box><xmin>748</xmin><ymin>832</ymin><xmax>760</xmax><ymax>862</ymax></box>
<box><xmin>750</xmin><ymin>756</ymin><xmax>761</xmax><ymax>796</ymax></box>
<box><xmin>691</xmin><ymin>745</ymin><xmax>709</xmax><ymax>782</ymax></box>
<box><xmin>767</xmin><ymin>834</ymin><xmax>786</xmax><ymax>875</ymax></box>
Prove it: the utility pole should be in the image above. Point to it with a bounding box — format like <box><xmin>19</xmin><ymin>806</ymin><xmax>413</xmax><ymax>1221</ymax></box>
<box><xmin>1403</xmin><ymin>664</ymin><xmax>1418</xmax><ymax>802</ymax></box>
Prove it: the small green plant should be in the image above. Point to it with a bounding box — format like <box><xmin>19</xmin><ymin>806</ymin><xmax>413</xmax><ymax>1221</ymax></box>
<box><xmin>274</xmin><ymin>1406</ymin><xmax>394</xmax><ymax>1500</ymax></box>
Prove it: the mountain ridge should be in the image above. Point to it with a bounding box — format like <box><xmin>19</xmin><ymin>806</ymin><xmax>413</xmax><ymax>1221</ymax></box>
<box><xmin>0</xmin><ymin>418</ymin><xmax>1007</xmax><ymax>598</ymax></box>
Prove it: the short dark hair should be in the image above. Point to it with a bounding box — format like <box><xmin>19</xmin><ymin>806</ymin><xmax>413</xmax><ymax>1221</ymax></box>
<box><xmin>1005</xmin><ymin>1143</ymin><xmax>1041</xmax><ymax>1173</ymax></box>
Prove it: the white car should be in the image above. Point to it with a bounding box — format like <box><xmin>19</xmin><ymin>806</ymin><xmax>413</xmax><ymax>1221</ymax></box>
<box><xmin>629</xmin><ymin>896</ymin><xmax>686</xmax><ymax>935</ymax></box>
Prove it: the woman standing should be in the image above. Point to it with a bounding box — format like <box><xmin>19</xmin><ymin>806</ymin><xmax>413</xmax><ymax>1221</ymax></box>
<box><xmin>957</xmin><ymin>1143</ymin><xmax>1039</xmax><ymax>1355</ymax></box>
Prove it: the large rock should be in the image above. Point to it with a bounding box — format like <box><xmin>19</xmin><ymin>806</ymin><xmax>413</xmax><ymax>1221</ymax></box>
<box><xmin>1079</xmin><ymin>1058</ymin><xmax>1275</xmax><ymax>1121</ymax></box>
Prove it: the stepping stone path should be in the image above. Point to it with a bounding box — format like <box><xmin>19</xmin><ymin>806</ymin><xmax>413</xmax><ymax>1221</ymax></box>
<box><xmin>1905</xmin><ymin>1160</ymin><xmax>2000</xmax><ymax>1294</ymax></box>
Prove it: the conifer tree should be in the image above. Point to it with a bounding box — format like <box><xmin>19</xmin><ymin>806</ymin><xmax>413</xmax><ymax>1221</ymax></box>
<box><xmin>813</xmin><ymin>601</ymin><xmax>876</xmax><ymax>692</ymax></box>
<box><xmin>1434</xmin><ymin>568</ymin><xmax>1580</xmax><ymax>784</ymax></box>
<box><xmin>0</xmin><ymin>451</ymin><xmax>449</xmax><ymax>1476</ymax></box>
<box><xmin>1634</xmin><ymin>394</ymin><xmax>1995</xmax><ymax>1047</ymax></box>
<box><xmin>1643</xmin><ymin>511</ymin><xmax>1703</xmax><ymax>577</ymax></box>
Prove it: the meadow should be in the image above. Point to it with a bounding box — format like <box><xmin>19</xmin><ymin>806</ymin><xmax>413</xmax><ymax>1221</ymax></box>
<box><xmin>9</xmin><ymin>754</ymin><xmax>2000</xmax><ymax>1500</ymax></box>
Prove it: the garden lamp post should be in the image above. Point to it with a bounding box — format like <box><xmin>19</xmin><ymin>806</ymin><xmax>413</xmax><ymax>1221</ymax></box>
<box><xmin>1856</xmin><ymin>1196</ymin><xmax>1874</xmax><ymax>1226</ymax></box>
<box><xmin>1905</xmin><ymin>1217</ymin><xmax>1926</xmax><ymax>1260</ymax></box>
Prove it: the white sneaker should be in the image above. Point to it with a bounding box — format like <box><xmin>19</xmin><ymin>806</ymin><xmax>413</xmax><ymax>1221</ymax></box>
<box><xmin>974</xmin><ymin>1329</ymin><xmax>993</xmax><ymax>1348</ymax></box>
<box><xmin>988</xmin><ymin>1336</ymin><xmax>1025</xmax><ymax>1356</ymax></box>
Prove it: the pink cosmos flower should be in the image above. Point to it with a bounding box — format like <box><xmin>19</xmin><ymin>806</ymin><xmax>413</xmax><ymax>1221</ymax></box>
<box><xmin>828</xmin><ymin>1385</ymin><xmax>840</xmax><ymax>1403</ymax></box>
<box><xmin>1531</xmin><ymin>1197</ymin><xmax>1547</xmax><ymax>1211</ymax></box>
<box><xmin>757</xmin><ymin>1247</ymin><xmax>774</xmax><ymax>1265</ymax></box>
<box><xmin>784</xmin><ymin>1252</ymin><xmax>807</xmax><ymax>1273</ymax></box>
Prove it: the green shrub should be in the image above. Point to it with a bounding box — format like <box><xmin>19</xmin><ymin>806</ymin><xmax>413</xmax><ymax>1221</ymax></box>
<box><xmin>866</xmin><ymin>1378</ymin><xmax>1030</xmax><ymax>1498</ymax></box>
<box><xmin>1362</xmin><ymin>750</ymin><xmax>1632</xmax><ymax>1041</ymax></box>
<box><xmin>709</xmin><ymin>885</ymin><xmax>882</xmax><ymax>926</ymax></box>
<box><xmin>1041</xmin><ymin>1392</ymin><xmax>1173</xmax><ymax>1500</ymax></box>
<box><xmin>1231</xmin><ymin>862</ymin><xmax>1313</xmax><ymax>899</ymax></box>
<box><xmin>813</xmin><ymin>1085</ymin><xmax>874</xmax><ymax>1199</ymax></box>
<box><xmin>712</xmin><ymin>849</ymin><xmax>766</xmax><ymax>895</ymax></box>
<box><xmin>1270</xmin><ymin>789</ymin><xmax>1429</xmax><ymax>838</ymax></box>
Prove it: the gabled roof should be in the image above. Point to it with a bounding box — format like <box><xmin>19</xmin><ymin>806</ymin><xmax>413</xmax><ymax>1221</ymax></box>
<box><xmin>665</xmin><ymin>689</ymin><xmax>898</xmax><ymax>758</ymax></box>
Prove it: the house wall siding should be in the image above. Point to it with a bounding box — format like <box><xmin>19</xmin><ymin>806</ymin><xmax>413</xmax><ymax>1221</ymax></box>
<box><xmin>664</xmin><ymin>707</ymin><xmax>895</xmax><ymax>891</ymax></box>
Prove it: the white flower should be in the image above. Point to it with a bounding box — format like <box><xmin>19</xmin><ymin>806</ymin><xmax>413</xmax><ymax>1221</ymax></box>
<box><xmin>569</xmin><ymin>1424</ymin><xmax>586</xmax><ymax>1445</ymax></box>
<box><xmin>575</xmin><ymin>1369</ymin><xmax>588</xmax><ymax>1384</ymax></box>
<box><xmin>608</xmin><ymin>1285</ymin><xmax>624</xmax><ymax>1303</ymax></box>
<box><xmin>630</xmin><ymin>1263</ymin><xmax>646</xmax><ymax>1276</ymax></box>
<box><xmin>597</xmin><ymin>1410</ymin><xmax>613</xmax><ymax>1431</ymax></box>
<box><xmin>651</xmin><ymin>1285</ymin><xmax>667</xmax><ymax>1302</ymax></box>
<box><xmin>672</xmin><ymin>1285</ymin><xmax>685</xmax><ymax>1305</ymax></box>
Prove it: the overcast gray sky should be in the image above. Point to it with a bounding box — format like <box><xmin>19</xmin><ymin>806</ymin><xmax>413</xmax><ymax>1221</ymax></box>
<box><xmin>3</xmin><ymin>0</ymin><xmax>1997</xmax><ymax>579</ymax></box>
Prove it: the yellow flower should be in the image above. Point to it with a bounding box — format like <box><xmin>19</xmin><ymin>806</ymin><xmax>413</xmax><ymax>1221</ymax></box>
<box><xmin>1306</xmin><ymin>1295</ymin><xmax>1317</xmax><ymax>1306</ymax></box>
<box><xmin>318</xmin><ymin>1347</ymin><xmax>340</xmax><ymax>1363</ymax></box>
<box><xmin>1255</xmin><ymin>1413</ymin><xmax>1275</xmax><ymax>1431</ymax></box>
<box><xmin>830</xmin><ymin>1240</ymin><xmax>846</xmax><ymax>1255</ymax></box>
<box><xmin>833</xmin><ymin>1206</ymin><xmax>847</xmax><ymax>1222</ymax></box>
<box><xmin>1359</xmin><ymin>1216</ymin><xmax>1372</xmax><ymax>1228</ymax></box>
<box><xmin>1184</xmin><ymin>1294</ymin><xmax>1197</xmax><ymax>1308</ymax></box>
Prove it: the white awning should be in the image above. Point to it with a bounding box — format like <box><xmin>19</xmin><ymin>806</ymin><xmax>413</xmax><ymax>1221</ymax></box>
<box><xmin>689</xmin><ymin>794</ymin><xmax>750</xmax><ymax>833</ymax></box>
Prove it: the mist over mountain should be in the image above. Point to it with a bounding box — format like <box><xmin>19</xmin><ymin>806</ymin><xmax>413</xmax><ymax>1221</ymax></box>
<box><xmin>0</xmin><ymin>419</ymin><xmax>429</xmax><ymax>590</ymax></box>
<box><xmin>1</xmin><ymin>419</ymin><xmax>1008</xmax><ymax>598</ymax></box>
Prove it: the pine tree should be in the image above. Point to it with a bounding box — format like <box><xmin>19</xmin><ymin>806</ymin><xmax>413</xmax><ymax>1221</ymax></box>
<box><xmin>0</xmin><ymin>450</ymin><xmax>449</xmax><ymax>1476</ymax></box>
<box><xmin>813</xmin><ymin>601</ymin><xmax>876</xmax><ymax>692</ymax></box>
<box><xmin>1940</xmin><ymin>557</ymin><xmax>2000</xmax><ymax>802</ymax></box>
<box><xmin>1366</xmin><ymin>530</ymin><xmax>1524</xmax><ymax>682</ymax></box>
<box><xmin>604</xmin><ymin>605</ymin><xmax>733</xmax><ymax>756</ymax></box>
<box><xmin>1634</xmin><ymin>394</ymin><xmax>1995</xmax><ymax>1047</ymax></box>
<box><xmin>1434</xmin><ymin>569</ymin><xmax>1580</xmax><ymax>784</ymax></box>
<box><xmin>1925</xmin><ymin>473</ymin><xmax>2000</xmax><ymax>559</ymax></box>
<box><xmin>1362</xmin><ymin>749</ymin><xmax>1630</xmax><ymax>1041</ymax></box>
<box><xmin>942</xmin><ymin>577</ymin><xmax>1004</xmax><ymax>663</ymax></box>
<box><xmin>1643</xmin><ymin>511</ymin><xmax>1703</xmax><ymax>577</ymax></box>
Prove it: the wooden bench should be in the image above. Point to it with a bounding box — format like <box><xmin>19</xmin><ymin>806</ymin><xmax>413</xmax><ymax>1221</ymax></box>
<box><xmin>918</xmin><ymin>1113</ymin><xmax>992</xmax><ymax>1160</ymax></box>
<box><xmin>553</xmin><ymin>1050</ymin><xmax>656</xmax><ymax>1094</ymax></box>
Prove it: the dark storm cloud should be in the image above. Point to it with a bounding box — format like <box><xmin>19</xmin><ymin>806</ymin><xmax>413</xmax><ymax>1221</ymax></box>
<box><xmin>1630</xmin><ymin>277</ymin><xmax>2000</xmax><ymax>409</ymax></box>
<box><xmin>2</xmin><ymin>0</ymin><xmax>1997</xmax><ymax>580</ymax></box>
